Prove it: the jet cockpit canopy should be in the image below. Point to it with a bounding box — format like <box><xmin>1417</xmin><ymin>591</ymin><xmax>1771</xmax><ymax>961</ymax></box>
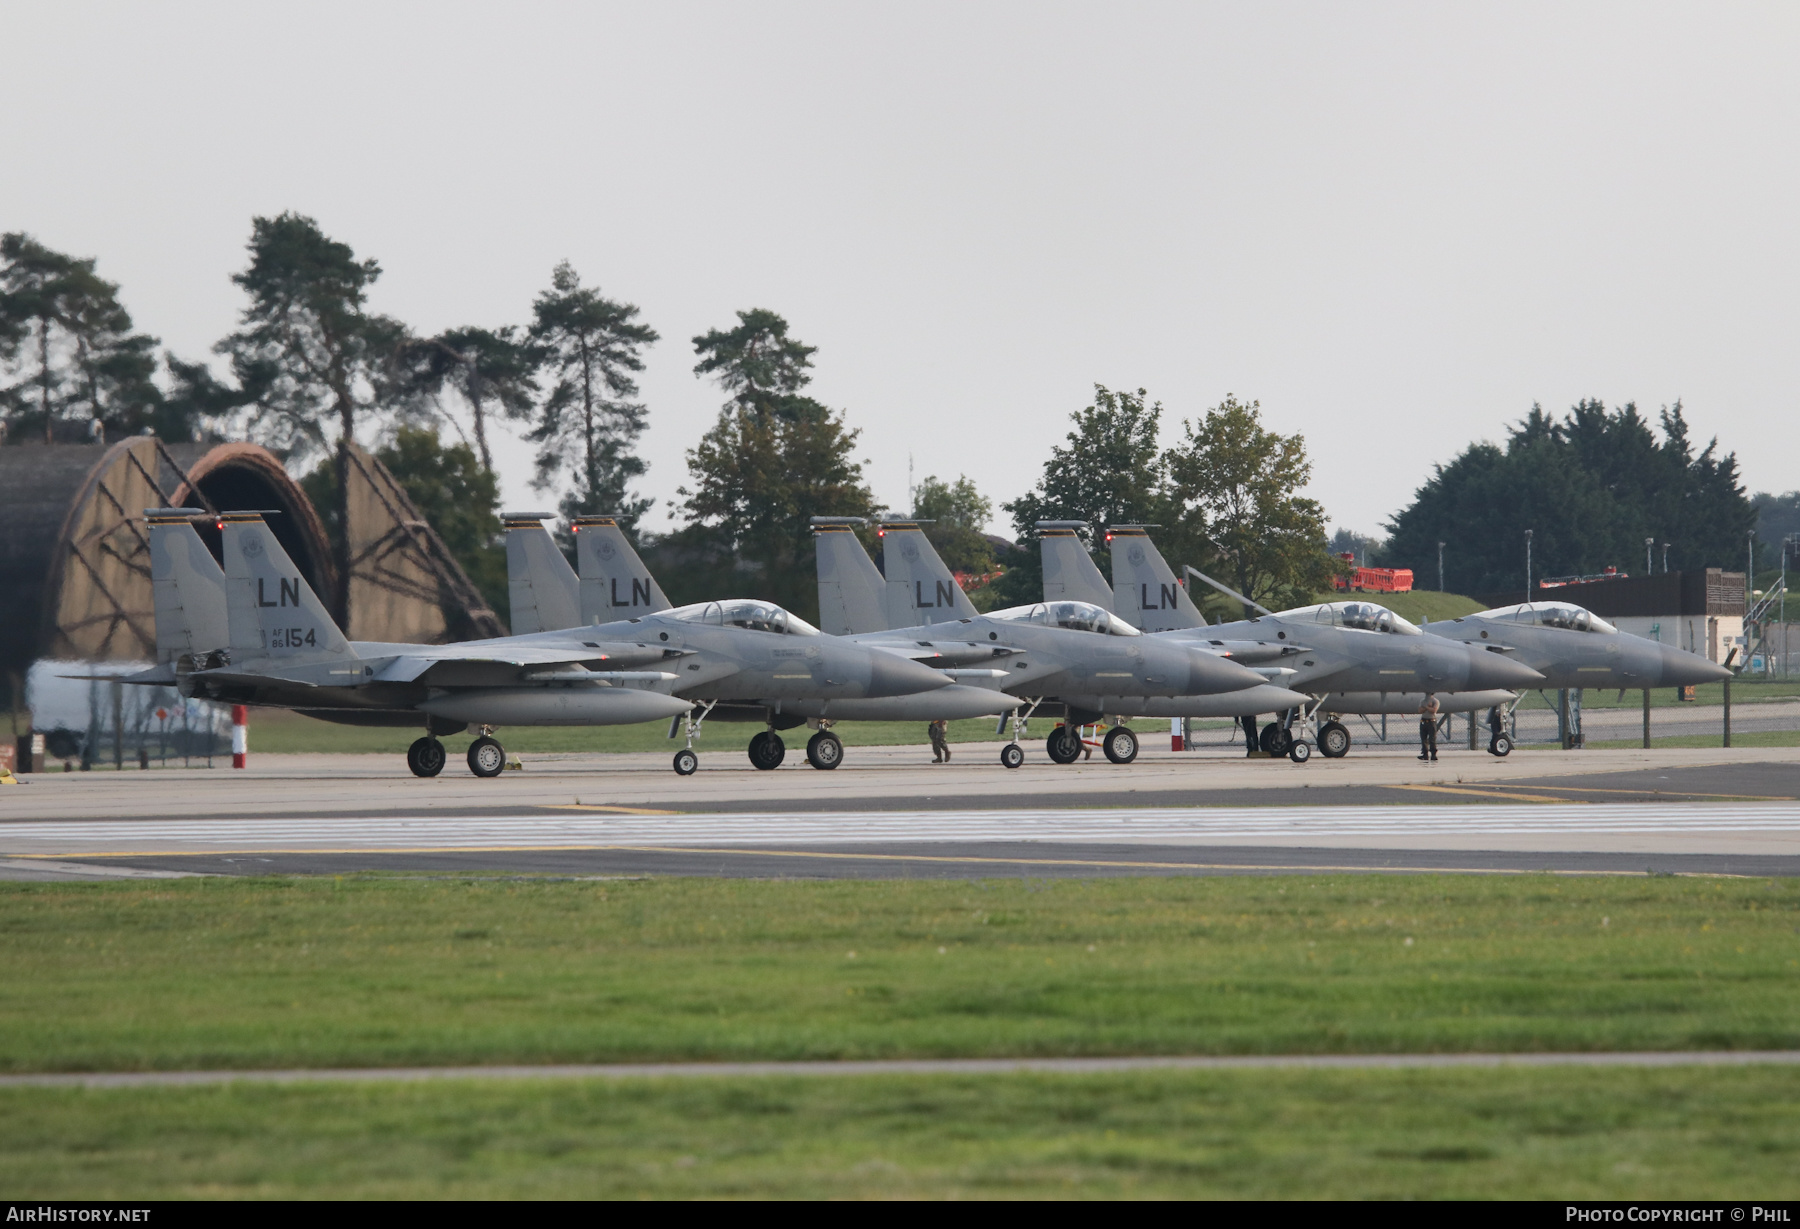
<box><xmin>1286</xmin><ymin>601</ymin><xmax>1421</xmax><ymax>636</ymax></box>
<box><xmin>988</xmin><ymin>601</ymin><xmax>1141</xmax><ymax>636</ymax></box>
<box><xmin>666</xmin><ymin>600</ymin><xmax>821</xmax><ymax>636</ymax></box>
<box><xmin>1481</xmin><ymin>602</ymin><xmax>1616</xmax><ymax>634</ymax></box>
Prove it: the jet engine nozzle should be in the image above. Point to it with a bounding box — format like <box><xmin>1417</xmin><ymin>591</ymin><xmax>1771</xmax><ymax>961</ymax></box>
<box><xmin>1465</xmin><ymin>647</ymin><xmax>1545</xmax><ymax>691</ymax></box>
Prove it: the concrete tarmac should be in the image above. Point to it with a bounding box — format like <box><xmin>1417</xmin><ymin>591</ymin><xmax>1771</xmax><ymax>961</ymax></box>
<box><xmin>5</xmin><ymin>743</ymin><xmax>1799</xmax><ymax>880</ymax></box>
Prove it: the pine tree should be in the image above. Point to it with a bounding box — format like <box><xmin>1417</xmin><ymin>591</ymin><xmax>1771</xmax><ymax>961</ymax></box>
<box><xmin>525</xmin><ymin>261</ymin><xmax>657</xmax><ymax>529</ymax></box>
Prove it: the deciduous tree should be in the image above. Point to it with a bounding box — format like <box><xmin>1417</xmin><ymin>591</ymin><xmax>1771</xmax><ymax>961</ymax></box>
<box><xmin>1164</xmin><ymin>395</ymin><xmax>1336</xmax><ymax>615</ymax></box>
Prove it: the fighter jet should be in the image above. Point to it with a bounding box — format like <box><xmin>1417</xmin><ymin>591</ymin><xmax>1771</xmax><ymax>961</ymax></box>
<box><xmin>145</xmin><ymin>509</ymin><xmax>950</xmax><ymax>778</ymax></box>
<box><xmin>820</xmin><ymin>519</ymin><xmax>1300</xmax><ymax>766</ymax></box>
<box><xmin>1080</xmin><ymin>524</ymin><xmax>1544</xmax><ymax>759</ymax></box>
<box><xmin>137</xmin><ymin>509</ymin><xmax>692</xmax><ymax>776</ymax></box>
<box><xmin>1420</xmin><ymin>601</ymin><xmax>1733</xmax><ymax>697</ymax></box>
<box><xmin>501</xmin><ymin>513</ymin><xmax>999</xmax><ymax>770</ymax></box>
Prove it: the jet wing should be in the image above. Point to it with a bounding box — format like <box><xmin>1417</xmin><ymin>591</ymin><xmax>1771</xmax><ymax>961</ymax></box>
<box><xmin>371</xmin><ymin>640</ymin><xmax>680</xmax><ymax>685</ymax></box>
<box><xmin>1197</xmin><ymin>639</ymin><xmax>1310</xmax><ymax>664</ymax></box>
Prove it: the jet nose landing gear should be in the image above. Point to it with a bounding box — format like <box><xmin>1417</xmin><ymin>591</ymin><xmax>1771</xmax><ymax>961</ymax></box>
<box><xmin>467</xmin><ymin>735</ymin><xmax>506</xmax><ymax>778</ymax></box>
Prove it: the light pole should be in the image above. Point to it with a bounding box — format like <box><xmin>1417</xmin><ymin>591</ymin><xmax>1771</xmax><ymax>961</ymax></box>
<box><xmin>1437</xmin><ymin>541</ymin><xmax>1445</xmax><ymax>593</ymax></box>
<box><xmin>1645</xmin><ymin>537</ymin><xmax>1653</xmax><ymax>576</ymax></box>
<box><xmin>1525</xmin><ymin>529</ymin><xmax>1534</xmax><ymax>599</ymax></box>
<box><xmin>1663</xmin><ymin>542</ymin><xmax>1672</xmax><ymax>574</ymax></box>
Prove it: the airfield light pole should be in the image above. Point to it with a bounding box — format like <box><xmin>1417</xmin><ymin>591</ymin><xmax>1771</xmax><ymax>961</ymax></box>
<box><xmin>1525</xmin><ymin>530</ymin><xmax>1534</xmax><ymax>599</ymax></box>
<box><xmin>1663</xmin><ymin>542</ymin><xmax>1671</xmax><ymax>574</ymax></box>
<box><xmin>1646</xmin><ymin>537</ymin><xmax>1654</xmax><ymax>576</ymax></box>
<box><xmin>1437</xmin><ymin>541</ymin><xmax>1445</xmax><ymax>592</ymax></box>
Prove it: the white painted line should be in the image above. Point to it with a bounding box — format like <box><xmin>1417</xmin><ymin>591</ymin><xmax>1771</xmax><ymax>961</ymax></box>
<box><xmin>3</xmin><ymin>803</ymin><xmax>1799</xmax><ymax>855</ymax></box>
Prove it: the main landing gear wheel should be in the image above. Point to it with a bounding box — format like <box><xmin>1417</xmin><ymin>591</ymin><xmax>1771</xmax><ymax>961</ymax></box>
<box><xmin>467</xmin><ymin>735</ymin><xmax>505</xmax><ymax>779</ymax></box>
<box><xmin>1000</xmin><ymin>743</ymin><xmax>1025</xmax><ymax>770</ymax></box>
<box><xmin>1260</xmin><ymin>723</ymin><xmax>1293</xmax><ymax>757</ymax></box>
<box><xmin>1317</xmin><ymin>721</ymin><xmax>1351</xmax><ymax>759</ymax></box>
<box><xmin>406</xmin><ymin>736</ymin><xmax>446</xmax><ymax>778</ymax></box>
<box><xmin>1102</xmin><ymin>725</ymin><xmax>1139</xmax><ymax>764</ymax></box>
<box><xmin>1288</xmin><ymin>739</ymin><xmax>1312</xmax><ymax>764</ymax></box>
<box><xmin>672</xmin><ymin>748</ymin><xmax>699</xmax><ymax>776</ymax></box>
<box><xmin>748</xmin><ymin>730</ymin><xmax>786</xmax><ymax>770</ymax></box>
<box><xmin>1488</xmin><ymin>733</ymin><xmax>1514</xmax><ymax>758</ymax></box>
<box><xmin>1046</xmin><ymin>725</ymin><xmax>1082</xmax><ymax>764</ymax></box>
<box><xmin>806</xmin><ymin>730</ymin><xmax>844</xmax><ymax>770</ymax></box>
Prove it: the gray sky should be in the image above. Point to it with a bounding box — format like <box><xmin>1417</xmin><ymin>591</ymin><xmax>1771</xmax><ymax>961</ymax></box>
<box><xmin>5</xmin><ymin>2</ymin><xmax>1797</xmax><ymax>545</ymax></box>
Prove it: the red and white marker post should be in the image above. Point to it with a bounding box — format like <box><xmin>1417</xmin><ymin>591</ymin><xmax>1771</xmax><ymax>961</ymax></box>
<box><xmin>1170</xmin><ymin>717</ymin><xmax>1185</xmax><ymax>752</ymax></box>
<box><xmin>231</xmin><ymin>705</ymin><xmax>248</xmax><ymax>768</ymax></box>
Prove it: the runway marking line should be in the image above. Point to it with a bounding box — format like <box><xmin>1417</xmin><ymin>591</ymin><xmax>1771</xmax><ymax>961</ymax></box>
<box><xmin>1490</xmin><ymin>784</ymin><xmax>1793</xmax><ymax>802</ymax></box>
<box><xmin>542</xmin><ymin>804</ymin><xmax>679</xmax><ymax>815</ymax></box>
<box><xmin>0</xmin><ymin>846</ymin><xmax>1748</xmax><ymax>877</ymax></box>
<box><xmin>1386</xmin><ymin>784</ymin><xmax>1584</xmax><ymax>804</ymax></box>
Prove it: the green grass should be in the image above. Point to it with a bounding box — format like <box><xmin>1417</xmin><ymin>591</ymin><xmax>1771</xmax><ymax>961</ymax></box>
<box><xmin>4</xmin><ymin>1066</ymin><xmax>1798</xmax><ymax>1198</ymax></box>
<box><xmin>243</xmin><ymin>709</ymin><xmax>1008</xmax><ymax>755</ymax></box>
<box><xmin>3</xmin><ymin>875</ymin><xmax>1798</xmax><ymax>1075</ymax></box>
<box><xmin>1557</xmin><ymin>730</ymin><xmax>1800</xmax><ymax>751</ymax></box>
<box><xmin>1307</xmin><ymin>590</ymin><xmax>1489</xmax><ymax>623</ymax></box>
<box><xmin>1516</xmin><ymin>678</ymin><xmax>1800</xmax><ymax>711</ymax></box>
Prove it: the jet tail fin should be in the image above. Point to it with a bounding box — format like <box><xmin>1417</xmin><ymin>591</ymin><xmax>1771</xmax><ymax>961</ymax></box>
<box><xmin>878</xmin><ymin>521</ymin><xmax>978</xmax><ymax>628</ymax></box>
<box><xmin>1106</xmin><ymin>526</ymin><xmax>1204</xmax><ymax>632</ymax></box>
<box><xmin>219</xmin><ymin>512</ymin><xmax>356</xmax><ymax>663</ymax></box>
<box><xmin>811</xmin><ymin>517</ymin><xmax>889</xmax><ymax>634</ymax></box>
<box><xmin>146</xmin><ymin>509</ymin><xmax>230</xmax><ymax>665</ymax></box>
<box><xmin>1036</xmin><ymin>521</ymin><xmax>1115</xmax><ymax>611</ymax></box>
<box><xmin>571</xmin><ymin>515</ymin><xmax>671</xmax><ymax>623</ymax></box>
<box><xmin>503</xmin><ymin>512</ymin><xmax>581</xmax><ymax>634</ymax></box>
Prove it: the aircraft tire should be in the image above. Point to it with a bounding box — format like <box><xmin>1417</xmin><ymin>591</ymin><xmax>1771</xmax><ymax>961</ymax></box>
<box><xmin>1317</xmin><ymin>721</ymin><xmax>1351</xmax><ymax>759</ymax></box>
<box><xmin>1102</xmin><ymin>725</ymin><xmax>1139</xmax><ymax>764</ymax></box>
<box><xmin>1259</xmin><ymin>722</ymin><xmax>1282</xmax><ymax>755</ymax></box>
<box><xmin>1046</xmin><ymin>726</ymin><xmax>1082</xmax><ymax>764</ymax></box>
<box><xmin>749</xmin><ymin>730</ymin><xmax>786</xmax><ymax>770</ymax></box>
<box><xmin>672</xmin><ymin>748</ymin><xmax>699</xmax><ymax>776</ymax></box>
<box><xmin>467</xmin><ymin>736</ymin><xmax>505</xmax><ymax>779</ymax></box>
<box><xmin>1287</xmin><ymin>739</ymin><xmax>1312</xmax><ymax>764</ymax></box>
<box><xmin>1488</xmin><ymin>733</ymin><xmax>1513</xmax><ymax>758</ymax></box>
<box><xmin>1000</xmin><ymin>743</ymin><xmax>1024</xmax><ymax>769</ymax></box>
<box><xmin>806</xmin><ymin>730</ymin><xmax>844</xmax><ymax>770</ymax></box>
<box><xmin>407</xmin><ymin>737</ymin><xmax>446</xmax><ymax>778</ymax></box>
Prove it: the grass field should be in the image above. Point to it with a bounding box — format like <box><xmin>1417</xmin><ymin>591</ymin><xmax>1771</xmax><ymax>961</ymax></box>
<box><xmin>5</xmin><ymin>1065</ymin><xmax>1798</xmax><ymax>1198</ymax></box>
<box><xmin>3</xmin><ymin>875</ymin><xmax>1797</xmax><ymax>1074</ymax></box>
<box><xmin>7</xmin><ymin>875</ymin><xmax>1800</xmax><ymax>1198</ymax></box>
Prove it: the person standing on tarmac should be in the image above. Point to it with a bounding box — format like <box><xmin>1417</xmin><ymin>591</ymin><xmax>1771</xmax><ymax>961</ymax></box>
<box><xmin>928</xmin><ymin>719</ymin><xmax>951</xmax><ymax>763</ymax></box>
<box><xmin>1418</xmin><ymin>694</ymin><xmax>1441</xmax><ymax>762</ymax></box>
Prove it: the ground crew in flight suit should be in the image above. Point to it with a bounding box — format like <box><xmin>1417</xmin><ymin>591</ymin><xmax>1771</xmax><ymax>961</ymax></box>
<box><xmin>1418</xmin><ymin>694</ymin><xmax>1441</xmax><ymax>762</ymax></box>
<box><xmin>928</xmin><ymin>719</ymin><xmax>951</xmax><ymax>763</ymax></box>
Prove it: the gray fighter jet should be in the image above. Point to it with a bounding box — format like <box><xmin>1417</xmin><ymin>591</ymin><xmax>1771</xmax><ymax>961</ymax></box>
<box><xmin>820</xmin><ymin>519</ymin><xmax>1302</xmax><ymax>766</ymax></box>
<box><xmin>137</xmin><ymin>509</ymin><xmax>692</xmax><ymax>777</ymax></box>
<box><xmin>1420</xmin><ymin>601</ymin><xmax>1732</xmax><ymax>696</ymax></box>
<box><xmin>501</xmin><ymin>513</ymin><xmax>1004</xmax><ymax>770</ymax></box>
<box><xmin>1075</xmin><ymin>523</ymin><xmax>1544</xmax><ymax>759</ymax></box>
<box><xmin>146</xmin><ymin>509</ymin><xmax>949</xmax><ymax>778</ymax></box>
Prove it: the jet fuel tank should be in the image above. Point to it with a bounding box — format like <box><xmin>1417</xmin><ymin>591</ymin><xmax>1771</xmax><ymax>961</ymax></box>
<box><xmin>419</xmin><ymin>686</ymin><xmax>693</xmax><ymax>726</ymax></box>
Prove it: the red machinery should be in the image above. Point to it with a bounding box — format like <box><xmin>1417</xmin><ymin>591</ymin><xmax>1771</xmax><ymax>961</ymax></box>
<box><xmin>1332</xmin><ymin>553</ymin><xmax>1414</xmax><ymax>593</ymax></box>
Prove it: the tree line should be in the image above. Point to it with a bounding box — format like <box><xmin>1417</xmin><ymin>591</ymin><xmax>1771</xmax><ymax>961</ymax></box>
<box><xmin>1381</xmin><ymin>400</ymin><xmax>1762</xmax><ymax>595</ymax></box>
<box><xmin>6</xmin><ymin>216</ymin><xmax>1768</xmax><ymax>630</ymax></box>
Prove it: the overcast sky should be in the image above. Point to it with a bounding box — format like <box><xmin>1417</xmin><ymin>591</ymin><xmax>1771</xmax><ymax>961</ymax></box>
<box><xmin>4</xmin><ymin>2</ymin><xmax>1797</xmax><ymax>542</ymax></box>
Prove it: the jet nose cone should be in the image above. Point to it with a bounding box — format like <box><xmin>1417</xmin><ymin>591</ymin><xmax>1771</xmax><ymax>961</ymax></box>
<box><xmin>1184</xmin><ymin>647</ymin><xmax>1266</xmax><ymax>694</ymax></box>
<box><xmin>866</xmin><ymin>650</ymin><xmax>953</xmax><ymax>697</ymax></box>
<box><xmin>1659</xmin><ymin>642</ymin><xmax>1733</xmax><ymax>687</ymax></box>
<box><xmin>1466</xmin><ymin>647</ymin><xmax>1545</xmax><ymax>690</ymax></box>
